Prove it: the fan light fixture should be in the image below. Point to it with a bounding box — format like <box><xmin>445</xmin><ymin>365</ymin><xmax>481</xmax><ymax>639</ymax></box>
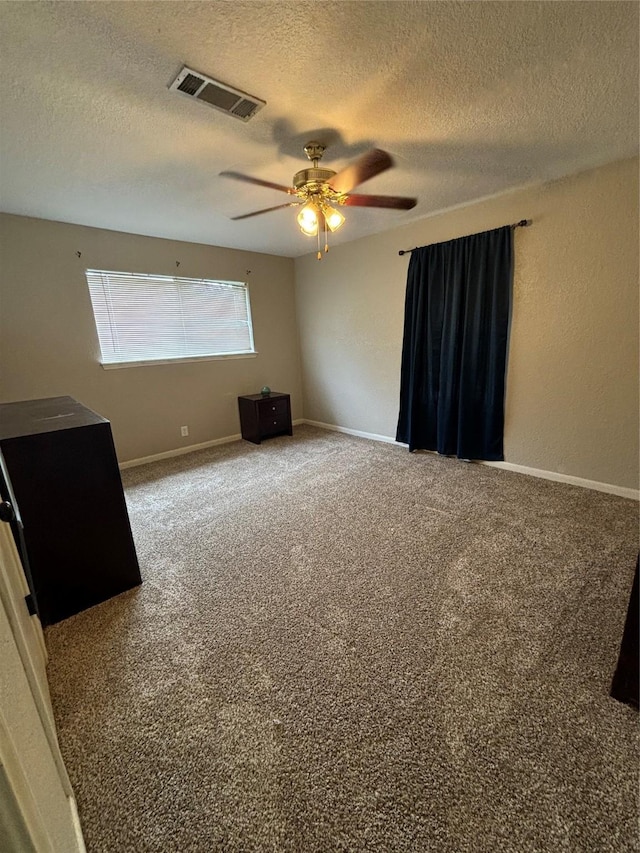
<box><xmin>297</xmin><ymin>201</ymin><xmax>346</xmax><ymax>234</ymax></box>
<box><xmin>221</xmin><ymin>141</ymin><xmax>417</xmax><ymax>261</ymax></box>
<box><xmin>297</xmin><ymin>200</ymin><xmax>319</xmax><ymax>236</ymax></box>
<box><xmin>297</xmin><ymin>197</ymin><xmax>346</xmax><ymax>256</ymax></box>
<box><xmin>322</xmin><ymin>203</ymin><xmax>345</xmax><ymax>232</ymax></box>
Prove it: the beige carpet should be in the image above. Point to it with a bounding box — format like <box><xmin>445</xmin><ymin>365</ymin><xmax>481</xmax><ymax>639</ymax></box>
<box><xmin>46</xmin><ymin>425</ymin><xmax>639</xmax><ymax>852</ymax></box>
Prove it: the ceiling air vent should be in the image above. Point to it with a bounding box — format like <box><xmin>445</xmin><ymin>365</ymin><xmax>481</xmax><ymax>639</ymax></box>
<box><xmin>169</xmin><ymin>66</ymin><xmax>265</xmax><ymax>122</ymax></box>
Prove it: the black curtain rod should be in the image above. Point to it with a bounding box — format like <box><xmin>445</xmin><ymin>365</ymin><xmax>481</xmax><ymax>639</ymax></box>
<box><xmin>398</xmin><ymin>219</ymin><xmax>532</xmax><ymax>256</ymax></box>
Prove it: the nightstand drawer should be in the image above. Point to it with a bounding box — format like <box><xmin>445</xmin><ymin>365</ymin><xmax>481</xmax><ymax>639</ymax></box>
<box><xmin>260</xmin><ymin>415</ymin><xmax>289</xmax><ymax>436</ymax></box>
<box><xmin>258</xmin><ymin>398</ymin><xmax>289</xmax><ymax>417</ymax></box>
<box><xmin>259</xmin><ymin>400</ymin><xmax>288</xmax><ymax>428</ymax></box>
<box><xmin>260</xmin><ymin>411</ymin><xmax>290</xmax><ymax>435</ymax></box>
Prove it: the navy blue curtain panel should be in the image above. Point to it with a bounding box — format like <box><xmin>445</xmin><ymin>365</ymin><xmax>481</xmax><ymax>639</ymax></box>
<box><xmin>396</xmin><ymin>225</ymin><xmax>513</xmax><ymax>460</ymax></box>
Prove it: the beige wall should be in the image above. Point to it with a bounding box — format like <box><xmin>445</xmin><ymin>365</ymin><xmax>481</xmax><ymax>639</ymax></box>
<box><xmin>2</xmin><ymin>158</ymin><xmax>637</xmax><ymax>488</ymax></box>
<box><xmin>0</xmin><ymin>215</ymin><xmax>301</xmax><ymax>462</ymax></box>
<box><xmin>294</xmin><ymin>157</ymin><xmax>639</xmax><ymax>491</ymax></box>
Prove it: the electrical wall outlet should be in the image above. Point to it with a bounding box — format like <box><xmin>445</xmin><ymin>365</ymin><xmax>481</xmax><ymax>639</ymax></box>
<box><xmin>181</xmin><ymin>426</ymin><xmax>189</xmax><ymax>437</ymax></box>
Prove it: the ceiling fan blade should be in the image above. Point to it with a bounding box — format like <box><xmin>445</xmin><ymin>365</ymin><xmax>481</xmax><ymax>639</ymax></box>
<box><xmin>220</xmin><ymin>171</ymin><xmax>293</xmax><ymax>194</ymax></box>
<box><xmin>328</xmin><ymin>149</ymin><xmax>393</xmax><ymax>195</ymax></box>
<box><xmin>231</xmin><ymin>202</ymin><xmax>300</xmax><ymax>221</ymax></box>
<box><xmin>342</xmin><ymin>193</ymin><xmax>417</xmax><ymax>210</ymax></box>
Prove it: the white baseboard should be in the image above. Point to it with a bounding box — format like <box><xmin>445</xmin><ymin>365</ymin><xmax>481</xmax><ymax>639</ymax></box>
<box><xmin>119</xmin><ymin>418</ymin><xmax>638</xmax><ymax>499</ymax></box>
<box><xmin>303</xmin><ymin>419</ymin><xmax>401</xmax><ymax>446</ymax></box>
<box><xmin>119</xmin><ymin>419</ymin><xmax>306</xmax><ymax>470</ymax></box>
<box><xmin>303</xmin><ymin>419</ymin><xmax>639</xmax><ymax>501</ymax></box>
<box><xmin>481</xmin><ymin>460</ymin><xmax>639</xmax><ymax>500</ymax></box>
<box><xmin>119</xmin><ymin>434</ymin><xmax>242</xmax><ymax>469</ymax></box>
<box><xmin>69</xmin><ymin>795</ymin><xmax>87</xmax><ymax>853</ymax></box>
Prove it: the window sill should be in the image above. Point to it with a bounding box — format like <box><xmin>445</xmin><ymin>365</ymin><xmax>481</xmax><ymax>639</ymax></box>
<box><xmin>100</xmin><ymin>352</ymin><xmax>258</xmax><ymax>370</ymax></box>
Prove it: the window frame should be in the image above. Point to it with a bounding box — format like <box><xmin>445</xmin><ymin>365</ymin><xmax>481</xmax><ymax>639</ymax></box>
<box><xmin>85</xmin><ymin>269</ymin><xmax>257</xmax><ymax>369</ymax></box>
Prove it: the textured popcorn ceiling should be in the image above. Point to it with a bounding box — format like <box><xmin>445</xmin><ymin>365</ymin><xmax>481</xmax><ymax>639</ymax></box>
<box><xmin>0</xmin><ymin>1</ymin><xmax>637</xmax><ymax>257</ymax></box>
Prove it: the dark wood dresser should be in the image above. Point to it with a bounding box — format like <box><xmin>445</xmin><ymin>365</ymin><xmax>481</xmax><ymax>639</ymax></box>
<box><xmin>238</xmin><ymin>392</ymin><xmax>292</xmax><ymax>444</ymax></box>
<box><xmin>0</xmin><ymin>396</ymin><xmax>141</xmax><ymax>625</ymax></box>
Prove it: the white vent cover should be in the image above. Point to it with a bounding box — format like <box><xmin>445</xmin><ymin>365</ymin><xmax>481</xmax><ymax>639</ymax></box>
<box><xmin>169</xmin><ymin>66</ymin><xmax>265</xmax><ymax>122</ymax></box>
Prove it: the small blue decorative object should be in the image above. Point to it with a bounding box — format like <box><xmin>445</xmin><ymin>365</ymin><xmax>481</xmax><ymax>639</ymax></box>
<box><xmin>261</xmin><ymin>386</ymin><xmax>271</xmax><ymax>397</ymax></box>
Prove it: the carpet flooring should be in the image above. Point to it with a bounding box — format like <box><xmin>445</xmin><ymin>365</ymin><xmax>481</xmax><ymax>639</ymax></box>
<box><xmin>45</xmin><ymin>425</ymin><xmax>639</xmax><ymax>852</ymax></box>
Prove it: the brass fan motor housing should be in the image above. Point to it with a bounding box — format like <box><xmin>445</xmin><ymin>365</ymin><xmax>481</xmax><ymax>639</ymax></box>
<box><xmin>293</xmin><ymin>167</ymin><xmax>337</xmax><ymax>192</ymax></box>
<box><xmin>293</xmin><ymin>141</ymin><xmax>343</xmax><ymax>199</ymax></box>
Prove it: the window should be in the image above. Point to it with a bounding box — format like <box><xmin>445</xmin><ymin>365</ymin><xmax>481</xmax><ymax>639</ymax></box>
<box><xmin>85</xmin><ymin>270</ymin><xmax>255</xmax><ymax>367</ymax></box>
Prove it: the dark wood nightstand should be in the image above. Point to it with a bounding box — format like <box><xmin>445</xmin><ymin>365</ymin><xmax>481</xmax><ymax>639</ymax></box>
<box><xmin>238</xmin><ymin>392</ymin><xmax>292</xmax><ymax>444</ymax></box>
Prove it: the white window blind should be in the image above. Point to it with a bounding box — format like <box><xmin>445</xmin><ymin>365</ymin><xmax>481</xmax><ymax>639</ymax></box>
<box><xmin>85</xmin><ymin>270</ymin><xmax>255</xmax><ymax>366</ymax></box>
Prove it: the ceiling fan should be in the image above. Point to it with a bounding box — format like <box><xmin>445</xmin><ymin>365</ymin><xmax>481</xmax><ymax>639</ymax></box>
<box><xmin>220</xmin><ymin>142</ymin><xmax>417</xmax><ymax>258</ymax></box>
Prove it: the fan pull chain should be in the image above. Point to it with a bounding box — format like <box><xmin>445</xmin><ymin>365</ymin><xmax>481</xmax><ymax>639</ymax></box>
<box><xmin>317</xmin><ymin>224</ymin><xmax>321</xmax><ymax>260</ymax></box>
<box><xmin>324</xmin><ymin>216</ymin><xmax>329</xmax><ymax>254</ymax></box>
